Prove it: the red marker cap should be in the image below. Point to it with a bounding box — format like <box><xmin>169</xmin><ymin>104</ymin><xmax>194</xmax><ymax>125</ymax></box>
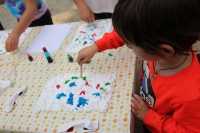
<box><xmin>42</xmin><ymin>47</ymin><xmax>47</xmax><ymax>52</ymax></box>
<box><xmin>27</xmin><ymin>53</ymin><xmax>31</xmax><ymax>58</ymax></box>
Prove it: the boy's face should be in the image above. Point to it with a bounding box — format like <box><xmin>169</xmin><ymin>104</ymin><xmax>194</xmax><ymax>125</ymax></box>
<box><xmin>126</xmin><ymin>44</ymin><xmax>161</xmax><ymax>61</ymax></box>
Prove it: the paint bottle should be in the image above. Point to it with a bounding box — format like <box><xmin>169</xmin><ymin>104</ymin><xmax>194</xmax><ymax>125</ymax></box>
<box><xmin>42</xmin><ymin>47</ymin><xmax>53</xmax><ymax>63</ymax></box>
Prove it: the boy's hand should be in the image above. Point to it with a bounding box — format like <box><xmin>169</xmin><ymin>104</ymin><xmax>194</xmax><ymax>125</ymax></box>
<box><xmin>77</xmin><ymin>2</ymin><xmax>95</xmax><ymax>23</ymax></box>
<box><xmin>77</xmin><ymin>44</ymin><xmax>98</xmax><ymax>65</ymax></box>
<box><xmin>5</xmin><ymin>33</ymin><xmax>20</xmax><ymax>52</ymax></box>
<box><xmin>131</xmin><ymin>94</ymin><xmax>149</xmax><ymax>121</ymax></box>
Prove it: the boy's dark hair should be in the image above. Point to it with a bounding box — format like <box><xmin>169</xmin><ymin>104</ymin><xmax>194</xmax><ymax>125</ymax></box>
<box><xmin>112</xmin><ymin>0</ymin><xmax>200</xmax><ymax>56</ymax></box>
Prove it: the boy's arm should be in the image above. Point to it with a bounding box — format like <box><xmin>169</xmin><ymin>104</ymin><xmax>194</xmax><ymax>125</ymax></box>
<box><xmin>143</xmin><ymin>100</ymin><xmax>200</xmax><ymax>132</ymax></box>
<box><xmin>77</xmin><ymin>30</ymin><xmax>124</xmax><ymax>64</ymax></box>
<box><xmin>73</xmin><ymin>0</ymin><xmax>94</xmax><ymax>23</ymax></box>
<box><xmin>5</xmin><ymin>0</ymin><xmax>37</xmax><ymax>52</ymax></box>
<box><xmin>95</xmin><ymin>30</ymin><xmax>125</xmax><ymax>52</ymax></box>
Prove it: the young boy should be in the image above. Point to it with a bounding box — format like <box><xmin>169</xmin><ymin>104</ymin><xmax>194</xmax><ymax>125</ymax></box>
<box><xmin>77</xmin><ymin>0</ymin><xmax>200</xmax><ymax>132</ymax></box>
<box><xmin>73</xmin><ymin>0</ymin><xmax>118</xmax><ymax>23</ymax></box>
<box><xmin>4</xmin><ymin>0</ymin><xmax>53</xmax><ymax>52</ymax></box>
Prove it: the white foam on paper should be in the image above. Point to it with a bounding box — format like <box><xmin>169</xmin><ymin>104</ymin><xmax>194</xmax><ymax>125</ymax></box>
<box><xmin>65</xmin><ymin>19</ymin><xmax>112</xmax><ymax>54</ymax></box>
<box><xmin>34</xmin><ymin>73</ymin><xmax>116</xmax><ymax>114</ymax></box>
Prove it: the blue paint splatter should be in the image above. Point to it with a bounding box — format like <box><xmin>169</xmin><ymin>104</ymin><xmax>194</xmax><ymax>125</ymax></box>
<box><xmin>75</xmin><ymin>38</ymin><xmax>78</xmax><ymax>41</ymax></box>
<box><xmin>82</xmin><ymin>36</ymin><xmax>86</xmax><ymax>40</ymax></box>
<box><xmin>56</xmin><ymin>93</ymin><xmax>66</xmax><ymax>99</ymax></box>
<box><xmin>77</xmin><ymin>97</ymin><xmax>88</xmax><ymax>107</ymax></box>
<box><xmin>92</xmin><ymin>92</ymin><xmax>100</xmax><ymax>97</ymax></box>
<box><xmin>69</xmin><ymin>82</ymin><xmax>77</xmax><ymax>87</ymax></box>
<box><xmin>88</xmin><ymin>38</ymin><xmax>94</xmax><ymax>41</ymax></box>
<box><xmin>0</xmin><ymin>49</ymin><xmax>2</xmax><ymax>52</ymax></box>
<box><xmin>67</xmin><ymin>92</ymin><xmax>74</xmax><ymax>105</ymax></box>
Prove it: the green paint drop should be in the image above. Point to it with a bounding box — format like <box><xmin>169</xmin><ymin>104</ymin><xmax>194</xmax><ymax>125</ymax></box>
<box><xmin>65</xmin><ymin>80</ymin><xmax>70</xmax><ymax>84</ymax></box>
<box><xmin>105</xmin><ymin>82</ymin><xmax>111</xmax><ymax>86</ymax></box>
<box><xmin>71</xmin><ymin>76</ymin><xmax>78</xmax><ymax>80</ymax></box>
<box><xmin>68</xmin><ymin>54</ymin><xmax>73</xmax><ymax>62</ymax></box>
<box><xmin>108</xmin><ymin>53</ymin><xmax>113</xmax><ymax>56</ymax></box>
<box><xmin>100</xmin><ymin>87</ymin><xmax>105</xmax><ymax>91</ymax></box>
<box><xmin>82</xmin><ymin>76</ymin><xmax>87</xmax><ymax>81</ymax></box>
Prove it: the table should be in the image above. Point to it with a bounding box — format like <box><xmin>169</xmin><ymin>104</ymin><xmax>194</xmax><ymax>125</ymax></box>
<box><xmin>0</xmin><ymin>20</ymin><xmax>136</xmax><ymax>133</ymax></box>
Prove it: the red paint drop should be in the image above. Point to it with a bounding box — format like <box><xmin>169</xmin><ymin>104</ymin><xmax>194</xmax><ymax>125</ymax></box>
<box><xmin>85</xmin><ymin>82</ymin><xmax>91</xmax><ymax>87</ymax></box>
<box><xmin>92</xmin><ymin>33</ymin><xmax>96</xmax><ymax>38</ymax></box>
<box><xmin>67</xmin><ymin>127</ymin><xmax>74</xmax><ymax>132</ymax></box>
<box><xmin>79</xmin><ymin>91</ymin><xmax>86</xmax><ymax>95</ymax></box>
<box><xmin>56</xmin><ymin>85</ymin><xmax>60</xmax><ymax>89</ymax></box>
<box><xmin>96</xmin><ymin>84</ymin><xmax>100</xmax><ymax>89</ymax></box>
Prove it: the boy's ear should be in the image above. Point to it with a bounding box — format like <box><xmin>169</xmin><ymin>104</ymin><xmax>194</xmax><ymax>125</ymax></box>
<box><xmin>159</xmin><ymin>44</ymin><xmax>175</xmax><ymax>57</ymax></box>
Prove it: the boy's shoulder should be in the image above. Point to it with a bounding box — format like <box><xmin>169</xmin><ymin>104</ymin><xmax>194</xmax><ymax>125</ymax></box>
<box><xmin>142</xmin><ymin>53</ymin><xmax>200</xmax><ymax>103</ymax></box>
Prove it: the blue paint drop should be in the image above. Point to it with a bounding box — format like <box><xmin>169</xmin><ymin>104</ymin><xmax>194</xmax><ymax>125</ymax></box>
<box><xmin>69</xmin><ymin>82</ymin><xmax>77</xmax><ymax>87</ymax></box>
<box><xmin>92</xmin><ymin>92</ymin><xmax>100</xmax><ymax>97</ymax></box>
<box><xmin>67</xmin><ymin>92</ymin><xmax>74</xmax><ymax>105</ymax></box>
<box><xmin>56</xmin><ymin>93</ymin><xmax>66</xmax><ymax>99</ymax></box>
<box><xmin>0</xmin><ymin>49</ymin><xmax>2</xmax><ymax>52</ymax></box>
<box><xmin>83</xmin><ymin>36</ymin><xmax>86</xmax><ymax>40</ymax></box>
<box><xmin>88</xmin><ymin>38</ymin><xmax>94</xmax><ymax>41</ymax></box>
<box><xmin>77</xmin><ymin>97</ymin><xmax>88</xmax><ymax>107</ymax></box>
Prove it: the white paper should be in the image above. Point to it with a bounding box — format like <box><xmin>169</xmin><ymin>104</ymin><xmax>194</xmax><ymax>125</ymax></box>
<box><xmin>26</xmin><ymin>23</ymin><xmax>72</xmax><ymax>53</ymax></box>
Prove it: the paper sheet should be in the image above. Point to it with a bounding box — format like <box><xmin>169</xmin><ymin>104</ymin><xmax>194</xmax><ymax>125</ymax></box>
<box><xmin>26</xmin><ymin>24</ymin><xmax>72</xmax><ymax>53</ymax></box>
<box><xmin>65</xmin><ymin>19</ymin><xmax>112</xmax><ymax>54</ymax></box>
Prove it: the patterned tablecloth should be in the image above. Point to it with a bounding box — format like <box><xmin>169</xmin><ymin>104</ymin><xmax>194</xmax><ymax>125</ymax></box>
<box><xmin>0</xmin><ymin>20</ymin><xmax>136</xmax><ymax>133</ymax></box>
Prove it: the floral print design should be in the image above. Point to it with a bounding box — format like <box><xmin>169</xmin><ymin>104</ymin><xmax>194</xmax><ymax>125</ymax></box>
<box><xmin>4</xmin><ymin>0</ymin><xmax>47</xmax><ymax>20</ymax></box>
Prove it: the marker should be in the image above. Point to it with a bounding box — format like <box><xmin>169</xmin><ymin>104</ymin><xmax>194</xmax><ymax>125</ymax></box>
<box><xmin>27</xmin><ymin>53</ymin><xmax>33</xmax><ymax>61</ymax></box>
<box><xmin>68</xmin><ymin>54</ymin><xmax>73</xmax><ymax>62</ymax></box>
<box><xmin>42</xmin><ymin>47</ymin><xmax>53</xmax><ymax>63</ymax></box>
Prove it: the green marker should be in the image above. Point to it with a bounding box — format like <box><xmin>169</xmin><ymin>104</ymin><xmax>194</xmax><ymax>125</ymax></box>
<box><xmin>68</xmin><ymin>54</ymin><xmax>73</xmax><ymax>62</ymax></box>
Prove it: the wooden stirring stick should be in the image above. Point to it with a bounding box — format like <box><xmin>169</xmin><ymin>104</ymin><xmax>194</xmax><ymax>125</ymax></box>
<box><xmin>80</xmin><ymin>64</ymin><xmax>83</xmax><ymax>78</ymax></box>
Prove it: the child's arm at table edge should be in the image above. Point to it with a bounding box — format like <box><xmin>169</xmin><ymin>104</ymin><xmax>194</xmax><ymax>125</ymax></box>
<box><xmin>95</xmin><ymin>30</ymin><xmax>125</xmax><ymax>52</ymax></box>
